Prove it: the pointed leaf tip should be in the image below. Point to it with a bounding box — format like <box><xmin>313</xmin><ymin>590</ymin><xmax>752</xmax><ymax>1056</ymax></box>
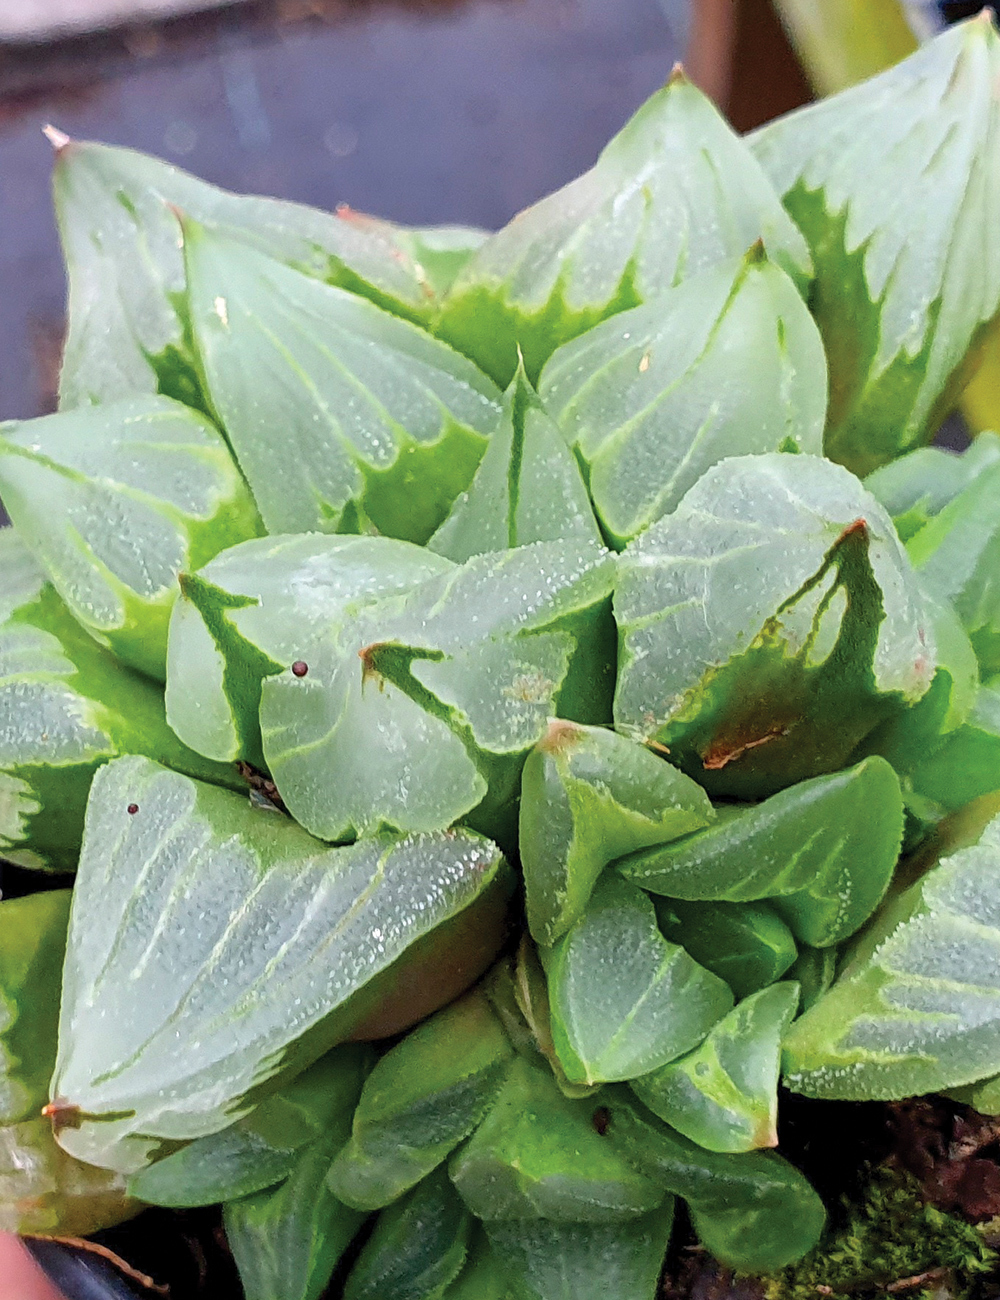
<box><xmin>745</xmin><ymin>239</ymin><xmax>768</xmax><ymax>265</ymax></box>
<box><xmin>668</xmin><ymin>62</ymin><xmax>688</xmax><ymax>85</ymax></box>
<box><xmin>42</xmin><ymin>124</ymin><xmax>71</xmax><ymax>152</ymax></box>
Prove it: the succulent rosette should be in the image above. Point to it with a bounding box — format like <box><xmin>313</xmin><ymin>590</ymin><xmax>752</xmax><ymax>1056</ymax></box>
<box><xmin>4</xmin><ymin>16</ymin><xmax>1000</xmax><ymax>1299</ymax></box>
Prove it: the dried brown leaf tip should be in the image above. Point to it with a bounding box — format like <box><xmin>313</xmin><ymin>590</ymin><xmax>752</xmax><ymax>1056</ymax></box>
<box><xmin>537</xmin><ymin>718</ymin><xmax>584</xmax><ymax>756</ymax></box>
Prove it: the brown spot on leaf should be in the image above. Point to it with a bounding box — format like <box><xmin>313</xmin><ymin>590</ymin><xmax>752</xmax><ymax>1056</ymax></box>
<box><xmin>42</xmin><ymin>1099</ymin><xmax>82</xmax><ymax>1133</ymax></box>
<box><xmin>537</xmin><ymin>718</ymin><xmax>584</xmax><ymax>755</ymax></box>
<box><xmin>702</xmin><ymin>723</ymin><xmax>790</xmax><ymax>771</ymax></box>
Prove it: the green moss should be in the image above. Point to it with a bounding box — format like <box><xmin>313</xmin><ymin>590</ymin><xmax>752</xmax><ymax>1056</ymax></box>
<box><xmin>763</xmin><ymin>1165</ymin><xmax>996</xmax><ymax>1300</ymax></box>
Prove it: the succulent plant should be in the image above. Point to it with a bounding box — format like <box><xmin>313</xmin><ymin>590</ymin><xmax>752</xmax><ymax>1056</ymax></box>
<box><xmin>4</xmin><ymin>15</ymin><xmax>1000</xmax><ymax>1299</ymax></box>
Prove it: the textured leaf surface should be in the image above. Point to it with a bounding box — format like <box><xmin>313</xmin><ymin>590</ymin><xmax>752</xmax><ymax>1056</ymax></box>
<box><xmin>865</xmin><ymin>432</ymin><xmax>1000</xmax><ymax>542</ymax></box>
<box><xmin>449</xmin><ymin>1058</ymin><xmax>665</xmax><ymax>1221</ymax></box>
<box><xmin>539</xmin><ymin>252</ymin><xmax>827</xmax><ymax>544</ymax></box>
<box><xmin>0</xmin><ymin>529</ymin><xmax>238</xmax><ymax>871</ymax></box>
<box><xmin>260</xmin><ymin>539</ymin><xmax>615</xmax><ymax>842</ymax></box>
<box><xmin>910</xmin><ymin>678</ymin><xmax>1000</xmax><ymax>813</ymax></box>
<box><xmin>520</xmin><ymin>720</ymin><xmax>713</xmax><ymax>947</ymax></box>
<box><xmin>223</xmin><ymin>1051</ymin><xmax>368</xmax><ymax>1300</ymax></box>
<box><xmin>657</xmin><ymin>899</ymin><xmax>798</xmax><ymax>1000</ymax></box>
<box><xmin>783</xmin><ymin>812</ymin><xmax>1000</xmax><ymax>1099</ymax></box>
<box><xmin>483</xmin><ymin>1203</ymin><xmax>675</xmax><ymax>1300</ymax></box>
<box><xmin>51</xmin><ymin>756</ymin><xmax>506</xmax><ymax>1172</ymax></box>
<box><xmin>328</xmin><ymin>990</ymin><xmax>514</xmax><ymax>1210</ymax></box>
<box><xmin>53</xmin><ymin>139</ymin><xmax>437</xmax><ymax>408</ymax></box>
<box><xmin>129</xmin><ymin>1047</ymin><xmax>371</xmax><ymax>1207</ymax></box>
<box><xmin>343</xmin><ymin>1169</ymin><xmax>470</xmax><ymax>1300</ymax></box>
<box><xmin>908</xmin><ymin>459</ymin><xmax>1000</xmax><ymax>676</ymax></box>
<box><xmin>166</xmin><ymin>533</ymin><xmax>451</xmax><ymax>765</ymax></box>
<box><xmin>619</xmin><ymin>758</ymin><xmax>904</xmax><ymax>948</ymax></box>
<box><xmin>184</xmin><ymin>222</ymin><xmax>501</xmax><ymax>542</ymax></box>
<box><xmin>751</xmin><ymin>17</ymin><xmax>1000</xmax><ymax>475</ymax></box>
<box><xmin>613</xmin><ymin>453</ymin><xmax>934</xmax><ymax>798</ymax></box>
<box><xmin>429</xmin><ymin>363</ymin><xmax>600</xmax><ymax>561</ymax></box>
<box><xmin>0</xmin><ymin>395</ymin><xmax>261</xmax><ymax>679</ymax></box>
<box><xmin>631</xmin><ymin>983</ymin><xmax>800</xmax><ymax>1153</ymax></box>
<box><xmin>546</xmin><ymin>876</ymin><xmax>733</xmax><ymax>1085</ymax></box>
<box><xmin>436</xmin><ymin>73</ymin><xmax>809</xmax><ymax>386</ymax></box>
<box><xmin>0</xmin><ymin>891</ymin><xmax>70</xmax><ymax>1124</ymax></box>
<box><xmin>608</xmin><ymin>1093</ymin><xmax>826</xmax><ymax>1272</ymax></box>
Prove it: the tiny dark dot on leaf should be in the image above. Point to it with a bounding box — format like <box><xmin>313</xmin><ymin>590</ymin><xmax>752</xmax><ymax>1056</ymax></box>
<box><xmin>291</xmin><ymin>661</ymin><xmax>309</xmax><ymax>678</ymax></box>
<box><xmin>592</xmin><ymin>1106</ymin><xmax>611</xmax><ymax>1136</ymax></box>
<box><xmin>127</xmin><ymin>803</ymin><xmax>139</xmax><ymax>815</ymax></box>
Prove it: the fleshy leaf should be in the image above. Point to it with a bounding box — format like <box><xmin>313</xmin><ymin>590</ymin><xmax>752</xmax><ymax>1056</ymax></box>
<box><xmin>0</xmin><ymin>395</ymin><xmax>261</xmax><ymax>680</ymax></box>
<box><xmin>439</xmin><ymin>1232</ymin><xmax>516</xmax><ymax>1300</ymax></box>
<box><xmin>482</xmin><ymin>1202</ymin><xmax>675</xmax><ymax>1300</ymax></box>
<box><xmin>183</xmin><ymin>221</ymin><xmax>502</xmax><ymax>543</ymax></box>
<box><xmin>435</xmin><ymin>72</ymin><xmax>810</xmax><ymax>387</ymax></box>
<box><xmin>224</xmin><ymin>1051</ymin><xmax>369</xmax><ymax>1300</ymax></box>
<box><xmin>0</xmin><ymin>1117</ymin><xmax>135</xmax><ymax>1237</ymax></box>
<box><xmin>545</xmin><ymin>876</ymin><xmax>734</xmax><ymax>1085</ymax></box>
<box><xmin>392</xmin><ymin>224</ymin><xmax>491</xmax><ymax>298</ymax></box>
<box><xmin>783</xmin><ymin>810</ymin><xmax>1000</xmax><ymax>1099</ymax></box>
<box><xmin>50</xmin><ymin>756</ymin><xmax>508</xmax><ymax>1172</ymax></box>
<box><xmin>166</xmin><ymin>533</ymin><xmax>451</xmax><ymax>765</ymax></box>
<box><xmin>328</xmin><ymin>989</ymin><xmax>514</xmax><ymax>1211</ymax></box>
<box><xmin>428</xmin><ymin>362</ymin><xmax>601</xmax><ymax>561</ymax></box>
<box><xmin>129</xmin><ymin>1046</ymin><xmax>372</xmax><ymax>1207</ymax></box>
<box><xmin>613</xmin><ymin>453</ymin><xmax>935</xmax><ymax>799</ymax></box>
<box><xmin>520</xmin><ymin>720</ymin><xmax>713</xmax><ymax>947</ymax></box>
<box><xmin>865</xmin><ymin>432</ymin><xmax>1000</xmax><ymax>542</ymax></box>
<box><xmin>342</xmin><ymin>1169</ymin><xmax>471</xmax><ymax>1300</ymax></box>
<box><xmin>607</xmin><ymin>1092</ymin><xmax>826</xmax><ymax>1272</ymax></box>
<box><xmin>538</xmin><ymin>251</ymin><xmax>827</xmax><ymax>545</ymax></box>
<box><xmin>910</xmin><ymin>678</ymin><xmax>1000</xmax><ymax>813</ymax></box>
<box><xmin>52</xmin><ymin>138</ymin><xmax>439</xmax><ymax>408</ymax></box>
<box><xmin>907</xmin><ymin>458</ymin><xmax>1000</xmax><ymax>676</ymax></box>
<box><xmin>751</xmin><ymin>17</ymin><xmax>1000</xmax><ymax>475</ymax></box>
<box><xmin>618</xmin><ymin>758</ymin><xmax>904</xmax><ymax>949</ymax></box>
<box><xmin>259</xmin><ymin>539</ymin><xmax>616</xmax><ymax>843</ymax></box>
<box><xmin>656</xmin><ymin>899</ymin><xmax>798</xmax><ymax>1000</ymax></box>
<box><xmin>0</xmin><ymin>891</ymin><xmax>70</xmax><ymax>1124</ymax></box>
<box><xmin>631</xmin><ymin>983</ymin><xmax>800</xmax><ymax>1153</ymax></box>
<box><xmin>0</xmin><ymin>529</ymin><xmax>239</xmax><ymax>871</ymax></box>
<box><xmin>785</xmin><ymin>946</ymin><xmax>838</xmax><ymax>1014</ymax></box>
<box><xmin>448</xmin><ymin>1057</ymin><xmax>665</xmax><ymax>1221</ymax></box>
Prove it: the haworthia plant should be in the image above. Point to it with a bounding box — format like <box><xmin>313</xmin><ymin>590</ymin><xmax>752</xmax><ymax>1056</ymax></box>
<box><xmin>538</xmin><ymin>250</ymin><xmax>828</xmax><ymax>546</ymax></box>
<box><xmin>613</xmin><ymin>453</ymin><xmax>935</xmax><ymax>798</ymax></box>
<box><xmin>428</xmin><ymin>362</ymin><xmax>600</xmax><ymax>561</ymax></box>
<box><xmin>0</xmin><ymin>529</ymin><xmax>238</xmax><ymax>870</ymax></box>
<box><xmin>909</xmin><ymin>677</ymin><xmax>1000</xmax><ymax>813</ymax></box>
<box><xmin>519</xmin><ymin>719</ymin><xmax>714</xmax><ymax>946</ymax></box>
<box><xmin>656</xmin><ymin>899</ymin><xmax>798</xmax><ymax>1001</ymax></box>
<box><xmin>751</xmin><ymin>15</ymin><xmax>1000</xmax><ymax>476</ymax></box>
<box><xmin>51</xmin><ymin>757</ymin><xmax>510</xmax><ymax>1172</ymax></box>
<box><xmin>783</xmin><ymin>810</ymin><xmax>1000</xmax><ymax>1099</ymax></box>
<box><xmin>0</xmin><ymin>395</ymin><xmax>261</xmax><ymax>679</ymax></box>
<box><xmin>619</xmin><ymin>758</ymin><xmax>904</xmax><ymax>948</ymax></box>
<box><xmin>865</xmin><ymin>431</ymin><xmax>1000</xmax><ymax>542</ymax></box>
<box><xmin>328</xmin><ymin>990</ymin><xmax>514</xmax><ymax>1211</ymax></box>
<box><xmin>435</xmin><ymin>71</ymin><xmax>810</xmax><ymax>387</ymax></box>
<box><xmin>544</xmin><ymin>875</ymin><xmax>734</xmax><ymax>1085</ymax></box>
<box><xmin>631</xmin><ymin>982</ymin><xmax>800</xmax><ymax>1153</ymax></box>
<box><xmin>183</xmin><ymin>221</ymin><xmax>502</xmax><ymax>542</ymax></box>
<box><xmin>52</xmin><ymin>137</ymin><xmax>441</xmax><ymax>410</ymax></box>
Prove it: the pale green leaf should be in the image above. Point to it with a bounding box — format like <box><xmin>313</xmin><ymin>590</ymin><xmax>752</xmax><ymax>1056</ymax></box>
<box><xmin>0</xmin><ymin>396</ymin><xmax>261</xmax><ymax>679</ymax></box>
<box><xmin>607</xmin><ymin>1091</ymin><xmax>826</xmax><ymax>1272</ymax></box>
<box><xmin>436</xmin><ymin>72</ymin><xmax>810</xmax><ymax>387</ymax></box>
<box><xmin>546</xmin><ymin>876</ymin><xmax>733</xmax><ymax>1085</ymax></box>
<box><xmin>343</xmin><ymin>1168</ymin><xmax>470</xmax><ymax>1300</ymax></box>
<box><xmin>783</xmin><ymin>811</ymin><xmax>1000</xmax><ymax>1099</ymax></box>
<box><xmin>328</xmin><ymin>990</ymin><xmax>514</xmax><ymax>1211</ymax></box>
<box><xmin>391</xmin><ymin>224</ymin><xmax>491</xmax><ymax>298</ymax></box>
<box><xmin>865</xmin><ymin>432</ymin><xmax>1000</xmax><ymax>542</ymax></box>
<box><xmin>751</xmin><ymin>17</ymin><xmax>1000</xmax><ymax>475</ymax></box>
<box><xmin>52</xmin><ymin>138</ymin><xmax>439</xmax><ymax>408</ymax></box>
<box><xmin>482</xmin><ymin>1203</ymin><xmax>675</xmax><ymax>1300</ymax></box>
<box><xmin>50</xmin><ymin>756</ymin><xmax>507</xmax><ymax>1172</ymax></box>
<box><xmin>448</xmin><ymin>1057</ymin><xmax>665</xmax><ymax>1222</ymax></box>
<box><xmin>165</xmin><ymin>533</ymin><xmax>451</xmax><ymax>765</ymax></box>
<box><xmin>183</xmin><ymin>221</ymin><xmax>501</xmax><ymax>543</ymax></box>
<box><xmin>429</xmin><ymin>362</ymin><xmax>600</xmax><ymax>561</ymax></box>
<box><xmin>613</xmin><ymin>453</ymin><xmax>935</xmax><ymax>799</ymax></box>
<box><xmin>631</xmin><ymin>983</ymin><xmax>800</xmax><ymax>1153</ymax></box>
<box><xmin>259</xmin><ymin>539</ymin><xmax>615</xmax><ymax>842</ymax></box>
<box><xmin>539</xmin><ymin>251</ymin><xmax>827</xmax><ymax>545</ymax></box>
<box><xmin>520</xmin><ymin>719</ymin><xmax>713</xmax><ymax>947</ymax></box>
<box><xmin>619</xmin><ymin>758</ymin><xmax>904</xmax><ymax>949</ymax></box>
